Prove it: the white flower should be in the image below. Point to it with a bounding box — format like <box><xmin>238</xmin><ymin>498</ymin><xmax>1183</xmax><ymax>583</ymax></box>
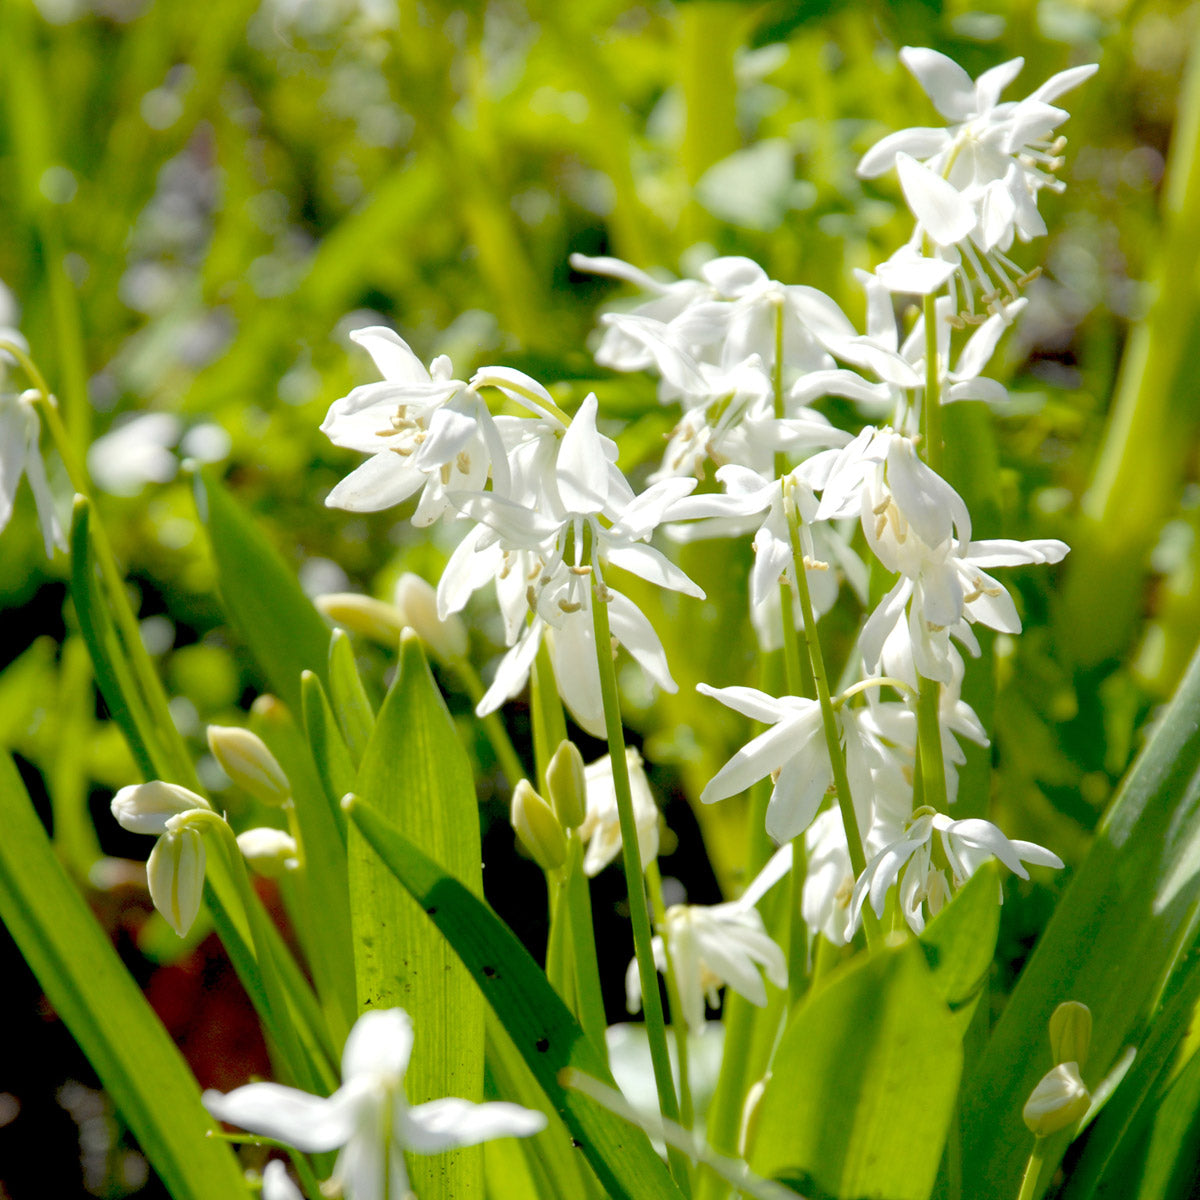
<box><xmin>0</xmin><ymin>387</ymin><xmax>65</xmax><ymax>556</ymax></box>
<box><xmin>111</xmin><ymin>781</ymin><xmax>216</xmax><ymax>936</ymax></box>
<box><xmin>87</xmin><ymin>412</ymin><xmax>181</xmax><ymax>496</ymax></box>
<box><xmin>203</xmin><ymin>1008</ymin><xmax>546</xmax><ymax>1200</ymax></box>
<box><xmin>858</xmin><ymin>48</ymin><xmax>1097</xmax><ymax>319</ymax></box>
<box><xmin>697</xmin><ymin>683</ymin><xmax>831</xmax><ymax>844</ymax></box>
<box><xmin>261</xmin><ymin>1160</ymin><xmax>302</xmax><ymax>1200</ymax></box>
<box><xmin>625</xmin><ymin>847</ymin><xmax>790</xmax><ymax>1029</ymax></box>
<box><xmin>802</xmin><ymin>810</ymin><xmax>856</xmax><ymax>946</ymax></box>
<box><xmin>848</xmin><ymin>809</ymin><xmax>1063</xmax><ymax>935</ymax></box>
<box><xmin>321</xmin><ymin>327</ymin><xmax>552</xmax><ymax>526</ymax></box>
<box><xmin>579</xmin><ymin>748</ymin><xmax>660</xmax><ymax>876</ymax></box>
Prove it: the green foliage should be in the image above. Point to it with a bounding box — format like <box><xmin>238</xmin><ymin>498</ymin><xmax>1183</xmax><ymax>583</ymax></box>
<box><xmin>0</xmin><ymin>755</ymin><xmax>250</xmax><ymax>1200</ymax></box>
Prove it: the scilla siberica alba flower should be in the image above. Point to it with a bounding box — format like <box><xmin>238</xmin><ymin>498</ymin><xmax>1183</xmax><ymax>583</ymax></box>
<box><xmin>204</xmin><ymin>1008</ymin><xmax>546</xmax><ymax>1200</ymax></box>
<box><xmin>858</xmin><ymin>48</ymin><xmax>1096</xmax><ymax>319</ymax></box>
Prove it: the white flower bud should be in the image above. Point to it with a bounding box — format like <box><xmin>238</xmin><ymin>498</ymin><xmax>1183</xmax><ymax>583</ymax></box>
<box><xmin>546</xmin><ymin>739</ymin><xmax>586</xmax><ymax>830</ymax></box>
<box><xmin>147</xmin><ymin>820</ymin><xmax>207</xmax><ymax>937</ymax></box>
<box><xmin>1023</xmin><ymin>1062</ymin><xmax>1090</xmax><ymax>1137</ymax></box>
<box><xmin>111</xmin><ymin>780</ymin><xmax>211</xmax><ymax>836</ymax></box>
<box><xmin>395</xmin><ymin>573</ymin><xmax>468</xmax><ymax>662</ymax></box>
<box><xmin>1049</xmin><ymin>1001</ymin><xmax>1092</xmax><ymax>1068</ymax></box>
<box><xmin>511</xmin><ymin>780</ymin><xmax>567</xmax><ymax>872</ymax></box>
<box><xmin>206</xmin><ymin>725</ymin><xmax>291</xmax><ymax>806</ymax></box>
<box><xmin>236</xmin><ymin>827</ymin><xmax>299</xmax><ymax>878</ymax></box>
<box><xmin>315</xmin><ymin>592</ymin><xmax>406</xmax><ymax>647</ymax></box>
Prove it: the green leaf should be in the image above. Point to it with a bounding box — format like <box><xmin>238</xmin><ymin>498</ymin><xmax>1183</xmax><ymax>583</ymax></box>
<box><xmin>69</xmin><ymin>498</ymin><xmax>183</xmax><ymax>784</ymax></box>
<box><xmin>301</xmin><ymin>669</ymin><xmax>357</xmax><ymax>818</ymax></box>
<box><xmin>349</xmin><ymin>630</ymin><xmax>484</xmax><ymax>1199</ymax></box>
<box><xmin>1130</xmin><ymin>1035</ymin><xmax>1200</xmax><ymax>1200</ymax></box>
<box><xmin>250</xmin><ymin>694</ymin><xmax>356</xmax><ymax>1044</ymax></box>
<box><xmin>329</xmin><ymin>629</ymin><xmax>376</xmax><ymax>764</ymax></box>
<box><xmin>748</xmin><ymin>939</ymin><xmax>962</xmax><ymax>1200</ymax></box>
<box><xmin>194</xmin><ymin>469</ymin><xmax>332</xmax><ymax>715</ymax></box>
<box><xmin>344</xmin><ymin>793</ymin><xmax>686</xmax><ymax>1200</ymax></box>
<box><xmin>962</xmin><ymin>643</ymin><xmax>1200</xmax><ymax>1196</ymax></box>
<box><xmin>0</xmin><ymin>756</ymin><xmax>250</xmax><ymax>1200</ymax></box>
<box><xmin>1057</xmin><ymin>941</ymin><xmax>1200</xmax><ymax>1200</ymax></box>
<box><xmin>919</xmin><ymin>862</ymin><xmax>1001</xmax><ymax>1031</ymax></box>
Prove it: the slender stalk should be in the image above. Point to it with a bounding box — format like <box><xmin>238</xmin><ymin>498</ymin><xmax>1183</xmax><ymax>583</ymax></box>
<box><xmin>1015</xmin><ymin>1140</ymin><xmax>1046</xmax><ymax>1200</ymax></box>
<box><xmin>646</xmin><ymin>861</ymin><xmax>695</xmax><ymax>1131</ymax></box>
<box><xmin>560</xmin><ymin>836</ymin><xmax>609</xmax><ymax>1057</ymax></box>
<box><xmin>782</xmin><ymin>484</ymin><xmax>879</xmax><ymax>947</ymax></box>
<box><xmin>590</xmin><ymin>583</ymin><xmax>690</xmax><ymax>1192</ymax></box>
<box><xmin>917</xmin><ymin>676</ymin><xmax>950</xmax><ymax>814</ymax></box>
<box><xmin>923</xmin><ymin>292</ymin><xmax>943</xmax><ymax>473</ymax></box>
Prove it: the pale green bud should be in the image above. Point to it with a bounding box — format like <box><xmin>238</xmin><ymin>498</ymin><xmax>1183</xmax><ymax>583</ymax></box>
<box><xmin>738</xmin><ymin>1073</ymin><xmax>771</xmax><ymax>1158</ymax></box>
<box><xmin>395</xmin><ymin>573</ymin><xmax>468</xmax><ymax>663</ymax></box>
<box><xmin>546</xmin><ymin>739</ymin><xmax>586</xmax><ymax>830</ymax></box>
<box><xmin>1022</xmin><ymin>1062</ymin><xmax>1091</xmax><ymax>1137</ymax></box>
<box><xmin>1049</xmin><ymin>1001</ymin><xmax>1092</xmax><ymax>1068</ymax></box>
<box><xmin>236</xmin><ymin>827</ymin><xmax>299</xmax><ymax>878</ymax></box>
<box><xmin>147</xmin><ymin>819</ymin><xmax>207</xmax><ymax>937</ymax></box>
<box><xmin>111</xmin><ymin>780</ymin><xmax>211</xmax><ymax>835</ymax></box>
<box><xmin>315</xmin><ymin>592</ymin><xmax>405</xmax><ymax>647</ymax></box>
<box><xmin>511</xmin><ymin>780</ymin><xmax>567</xmax><ymax>872</ymax></box>
<box><xmin>207</xmin><ymin>725</ymin><xmax>291</xmax><ymax>806</ymax></box>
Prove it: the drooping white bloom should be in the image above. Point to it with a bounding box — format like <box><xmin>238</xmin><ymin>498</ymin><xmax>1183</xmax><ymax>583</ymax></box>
<box><xmin>204</xmin><ymin>1008</ymin><xmax>546</xmax><ymax>1200</ymax></box>
<box><xmin>321</xmin><ymin>327</ymin><xmax>555</xmax><ymax>526</ymax></box>
<box><xmin>0</xmin><ymin>387</ymin><xmax>65</xmax><ymax>556</ymax></box>
<box><xmin>111</xmin><ymin>781</ymin><xmax>216</xmax><ymax>936</ymax></box>
<box><xmin>697</xmin><ymin>683</ymin><xmax>832</xmax><ymax>844</ymax></box>
<box><xmin>579</xmin><ymin>748</ymin><xmax>661</xmax><ymax>876</ymax></box>
<box><xmin>626</xmin><ymin>846</ymin><xmax>791</xmax><ymax>1029</ymax></box>
<box><xmin>848</xmin><ymin>808</ymin><xmax>1063</xmax><ymax>935</ymax></box>
<box><xmin>858</xmin><ymin>48</ymin><xmax>1097</xmax><ymax>319</ymax></box>
<box><xmin>87</xmin><ymin>412</ymin><xmax>181</xmax><ymax>496</ymax></box>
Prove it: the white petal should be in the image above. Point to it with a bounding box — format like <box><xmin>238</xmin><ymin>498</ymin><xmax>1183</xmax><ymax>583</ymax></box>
<box><xmin>557</xmin><ymin>393</ymin><xmax>610</xmax><ymax>513</ymax></box>
<box><xmin>325</xmin><ymin>452</ymin><xmax>425</xmax><ymax>512</ymax></box>
<box><xmin>343</xmin><ymin>1008</ymin><xmax>414</xmax><ymax>1081</ymax></box>
<box><xmin>896</xmin><ymin>154</ymin><xmax>976</xmax><ymax>246</ymax></box>
<box><xmin>900</xmin><ymin>47</ymin><xmax>978</xmax><ymax>120</ymax></box>
<box><xmin>700</xmin><ymin>256</ymin><xmax>767</xmax><ymax>296</ymax></box>
<box><xmin>966</xmin><ymin>538</ymin><xmax>1069</xmax><ymax>568</ymax></box>
<box><xmin>605</xmin><ymin>543</ymin><xmax>704</xmax><ymax>598</ymax></box>
<box><xmin>876</xmin><ymin>251</ymin><xmax>958</xmax><ymax>296</ymax></box>
<box><xmin>204</xmin><ymin>1082</ymin><xmax>359</xmax><ymax>1152</ymax></box>
<box><xmin>404</xmin><ymin>1098</ymin><xmax>546</xmax><ymax>1153</ymax></box>
<box><xmin>973</xmin><ymin>57</ymin><xmax>1025</xmax><ymax>109</ymax></box>
<box><xmin>696</xmin><ymin>682</ymin><xmax>788</xmax><ymax>725</ymax></box>
<box><xmin>349</xmin><ymin>327</ymin><xmax>431</xmax><ymax>385</ymax></box>
<box><xmin>607</xmin><ymin>591</ymin><xmax>677</xmax><ymax>694</ymax></box>
<box><xmin>857</xmin><ymin>127</ymin><xmax>953</xmax><ymax>178</ymax></box>
<box><xmin>1028</xmin><ymin>63</ymin><xmax>1099</xmax><ymax>106</ymax></box>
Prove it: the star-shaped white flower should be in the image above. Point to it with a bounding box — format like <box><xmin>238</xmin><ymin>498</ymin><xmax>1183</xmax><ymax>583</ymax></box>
<box><xmin>204</xmin><ymin>1008</ymin><xmax>546</xmax><ymax>1200</ymax></box>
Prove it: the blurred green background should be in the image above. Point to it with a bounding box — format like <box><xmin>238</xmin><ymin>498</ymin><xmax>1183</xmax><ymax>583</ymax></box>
<box><xmin>0</xmin><ymin>0</ymin><xmax>1197</xmax><ymax>1195</ymax></box>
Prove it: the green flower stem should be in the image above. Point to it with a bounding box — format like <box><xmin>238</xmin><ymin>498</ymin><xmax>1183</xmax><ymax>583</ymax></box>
<box><xmin>450</xmin><ymin>654</ymin><xmax>528</xmax><ymax>788</ymax></box>
<box><xmin>782</xmin><ymin>484</ymin><xmax>879</xmax><ymax>947</ymax></box>
<box><xmin>590</xmin><ymin>583</ymin><xmax>690</xmax><ymax>1193</ymax></box>
<box><xmin>787</xmin><ymin>832</ymin><xmax>810</xmax><ymax>1007</ymax></box>
<box><xmin>1015</xmin><ymin>1139</ymin><xmax>1046</xmax><ymax>1200</ymax></box>
<box><xmin>917</xmin><ymin>676</ymin><xmax>950</xmax><ymax>814</ymax></box>
<box><xmin>200</xmin><ymin>814</ymin><xmax>337</xmax><ymax>1094</ymax></box>
<box><xmin>646</xmin><ymin>860</ymin><xmax>695</xmax><ymax>1131</ymax></box>
<box><xmin>923</xmin><ymin>292</ymin><xmax>944</xmax><ymax>473</ymax></box>
<box><xmin>531</xmin><ymin>639</ymin><xmax>569</xmax><ymax>786</ymax></box>
<box><xmin>559</xmin><ymin>835</ymin><xmax>609</xmax><ymax>1057</ymax></box>
<box><xmin>531</xmin><ymin>643</ymin><xmax>607</xmax><ymax>1057</ymax></box>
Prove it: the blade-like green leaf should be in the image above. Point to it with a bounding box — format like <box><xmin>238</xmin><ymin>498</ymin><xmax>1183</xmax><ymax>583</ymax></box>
<box><xmin>343</xmin><ymin>793</ymin><xmax>686</xmax><ymax>1200</ymax></box>
<box><xmin>962</xmin><ymin>643</ymin><xmax>1200</xmax><ymax>1196</ymax></box>
<box><xmin>919</xmin><ymin>862</ymin><xmax>1001</xmax><ymax>1031</ymax></box>
<box><xmin>194</xmin><ymin>470</ymin><xmax>332</xmax><ymax>715</ymax></box>
<box><xmin>301</xmin><ymin>669</ymin><xmax>357</xmax><ymax>818</ymax></box>
<box><xmin>329</xmin><ymin>629</ymin><xmax>376</xmax><ymax>763</ymax></box>
<box><xmin>250</xmin><ymin>694</ymin><xmax>356</xmax><ymax>1045</ymax></box>
<box><xmin>1057</xmin><ymin>939</ymin><xmax>1200</xmax><ymax>1200</ymax></box>
<box><xmin>0</xmin><ymin>755</ymin><xmax>250</xmax><ymax>1200</ymax></box>
<box><xmin>69</xmin><ymin>499</ymin><xmax>170</xmax><ymax>782</ymax></box>
<box><xmin>748</xmin><ymin>939</ymin><xmax>962</xmax><ymax>1200</ymax></box>
<box><xmin>1131</xmin><ymin>1034</ymin><xmax>1200</xmax><ymax>1200</ymax></box>
<box><xmin>349</xmin><ymin>629</ymin><xmax>484</xmax><ymax>1200</ymax></box>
